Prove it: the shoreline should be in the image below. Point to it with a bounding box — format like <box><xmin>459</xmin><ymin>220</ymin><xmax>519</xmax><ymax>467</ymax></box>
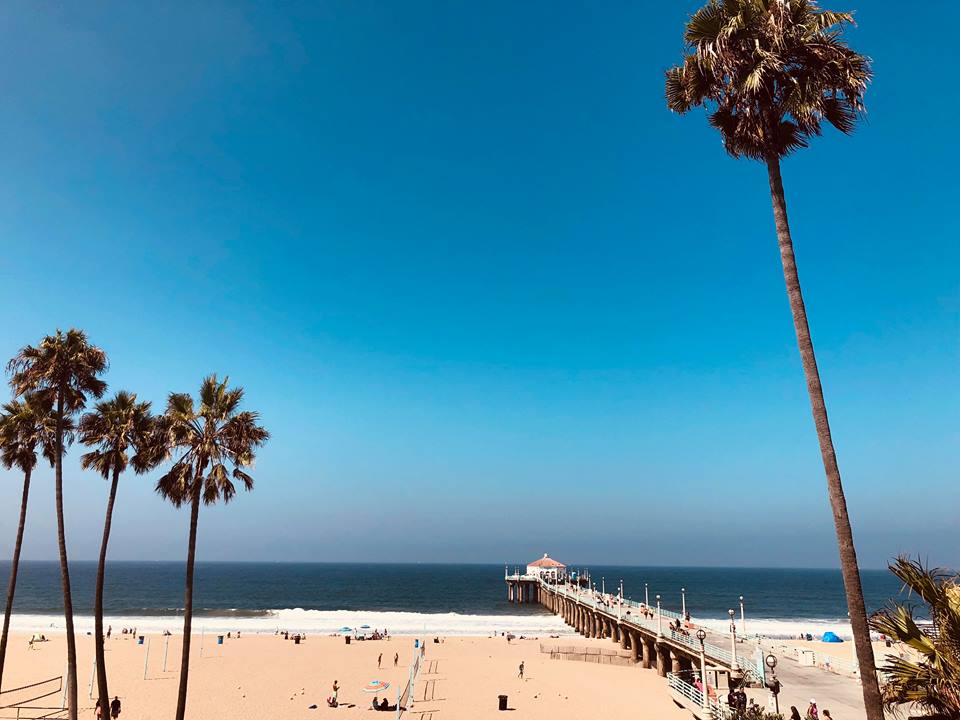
<box><xmin>7</xmin><ymin>611</ymin><xmax>869</xmax><ymax>640</ymax></box>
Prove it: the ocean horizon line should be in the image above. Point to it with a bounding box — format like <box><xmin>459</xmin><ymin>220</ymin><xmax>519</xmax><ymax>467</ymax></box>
<box><xmin>6</xmin><ymin>558</ymin><xmax>896</xmax><ymax>572</ymax></box>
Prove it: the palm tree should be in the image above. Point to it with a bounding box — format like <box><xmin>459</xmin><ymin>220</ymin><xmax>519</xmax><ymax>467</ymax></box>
<box><xmin>869</xmin><ymin>556</ymin><xmax>960</xmax><ymax>718</ymax></box>
<box><xmin>0</xmin><ymin>395</ymin><xmax>58</xmax><ymax>692</ymax></box>
<box><xmin>78</xmin><ymin>391</ymin><xmax>158</xmax><ymax>715</ymax></box>
<box><xmin>6</xmin><ymin>329</ymin><xmax>107</xmax><ymax>720</ymax></box>
<box><xmin>664</xmin><ymin>2</ymin><xmax>880</xmax><ymax>717</ymax></box>
<box><xmin>155</xmin><ymin>375</ymin><xmax>268</xmax><ymax>720</ymax></box>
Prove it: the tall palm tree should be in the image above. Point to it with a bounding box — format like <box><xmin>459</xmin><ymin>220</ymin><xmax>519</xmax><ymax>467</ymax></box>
<box><xmin>6</xmin><ymin>329</ymin><xmax>107</xmax><ymax>720</ymax></box>
<box><xmin>78</xmin><ymin>391</ymin><xmax>158</xmax><ymax>715</ymax></box>
<box><xmin>155</xmin><ymin>375</ymin><xmax>268</xmax><ymax>720</ymax></box>
<box><xmin>664</xmin><ymin>2</ymin><xmax>880</xmax><ymax>717</ymax></box>
<box><xmin>870</xmin><ymin>556</ymin><xmax>960</xmax><ymax>718</ymax></box>
<box><xmin>0</xmin><ymin>395</ymin><xmax>58</xmax><ymax>692</ymax></box>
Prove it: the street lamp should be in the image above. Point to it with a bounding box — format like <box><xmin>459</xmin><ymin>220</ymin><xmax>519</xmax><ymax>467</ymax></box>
<box><xmin>740</xmin><ymin>595</ymin><xmax>746</xmax><ymax>637</ymax></box>
<box><xmin>645</xmin><ymin>583</ymin><xmax>649</xmax><ymax>607</ymax></box>
<box><xmin>656</xmin><ymin>595</ymin><xmax>663</xmax><ymax>637</ymax></box>
<box><xmin>728</xmin><ymin>609</ymin><xmax>738</xmax><ymax>669</ymax></box>
<box><xmin>765</xmin><ymin>654</ymin><xmax>780</xmax><ymax>714</ymax></box>
<box><xmin>697</xmin><ymin>628</ymin><xmax>708</xmax><ymax>711</ymax></box>
<box><xmin>602</xmin><ymin>577</ymin><xmax>605</xmax><ymax>597</ymax></box>
<box><xmin>681</xmin><ymin>587</ymin><xmax>687</xmax><ymax>617</ymax></box>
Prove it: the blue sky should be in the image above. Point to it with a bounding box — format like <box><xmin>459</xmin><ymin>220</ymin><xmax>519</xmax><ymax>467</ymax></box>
<box><xmin>0</xmin><ymin>1</ymin><xmax>956</xmax><ymax>568</ymax></box>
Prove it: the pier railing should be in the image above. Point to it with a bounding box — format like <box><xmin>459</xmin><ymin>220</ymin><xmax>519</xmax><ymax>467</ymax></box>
<box><xmin>546</xmin><ymin>582</ymin><xmax>741</xmax><ymax>669</ymax></box>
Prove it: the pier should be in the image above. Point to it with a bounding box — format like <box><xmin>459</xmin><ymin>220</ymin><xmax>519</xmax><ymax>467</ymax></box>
<box><xmin>506</xmin><ymin>556</ymin><xmax>874</xmax><ymax>720</ymax></box>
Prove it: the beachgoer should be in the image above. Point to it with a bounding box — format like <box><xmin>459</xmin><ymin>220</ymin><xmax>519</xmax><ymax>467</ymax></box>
<box><xmin>332</xmin><ymin>680</ymin><xmax>339</xmax><ymax>702</ymax></box>
<box><xmin>380</xmin><ymin>698</ymin><xmax>389</xmax><ymax>710</ymax></box>
<box><xmin>789</xmin><ymin>707</ymin><xmax>802</xmax><ymax>720</ymax></box>
<box><xmin>807</xmin><ymin>699</ymin><xmax>819</xmax><ymax>719</ymax></box>
<box><xmin>95</xmin><ymin>699</ymin><xmax>102</xmax><ymax>719</ymax></box>
<box><xmin>372</xmin><ymin>696</ymin><xmax>379</xmax><ymax>710</ymax></box>
<box><xmin>110</xmin><ymin>696</ymin><xmax>121</xmax><ymax>719</ymax></box>
<box><xmin>107</xmin><ymin>626</ymin><xmax>111</xmax><ymax>639</ymax></box>
<box><xmin>518</xmin><ymin>661</ymin><xmax>524</xmax><ymax>679</ymax></box>
<box><xmin>822</xmin><ymin>711</ymin><xmax>832</xmax><ymax>720</ymax></box>
<box><xmin>394</xmin><ymin>652</ymin><xmax>398</xmax><ymax>667</ymax></box>
<box><xmin>378</xmin><ymin>652</ymin><xmax>382</xmax><ymax>668</ymax></box>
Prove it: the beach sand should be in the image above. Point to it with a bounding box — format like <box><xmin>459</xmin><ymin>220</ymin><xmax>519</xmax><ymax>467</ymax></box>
<box><xmin>1</xmin><ymin>632</ymin><xmax>689</xmax><ymax>719</ymax></box>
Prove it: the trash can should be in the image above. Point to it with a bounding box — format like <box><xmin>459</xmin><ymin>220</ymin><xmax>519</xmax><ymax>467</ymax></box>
<box><xmin>295</xmin><ymin>636</ymin><xmax>301</xmax><ymax>645</ymax></box>
<box><xmin>217</xmin><ymin>635</ymin><xmax>224</xmax><ymax>645</ymax></box>
<box><xmin>498</xmin><ymin>695</ymin><xmax>508</xmax><ymax>711</ymax></box>
<box><xmin>344</xmin><ymin>636</ymin><xmax>350</xmax><ymax>645</ymax></box>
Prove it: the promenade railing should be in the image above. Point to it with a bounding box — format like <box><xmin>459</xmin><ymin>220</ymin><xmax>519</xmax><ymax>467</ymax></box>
<box><xmin>666</xmin><ymin>673</ymin><xmax>730</xmax><ymax>719</ymax></box>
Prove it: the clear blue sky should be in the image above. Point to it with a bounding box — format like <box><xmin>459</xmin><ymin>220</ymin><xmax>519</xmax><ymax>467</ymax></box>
<box><xmin>0</xmin><ymin>1</ymin><xmax>956</xmax><ymax>568</ymax></box>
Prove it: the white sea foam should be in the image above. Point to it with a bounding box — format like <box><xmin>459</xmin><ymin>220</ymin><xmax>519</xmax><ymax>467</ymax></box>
<box><xmin>10</xmin><ymin>609</ymin><xmax>574</xmax><ymax>637</ymax></box>
<box><xmin>12</xmin><ymin>610</ymin><xmax>860</xmax><ymax>640</ymax></box>
<box><xmin>695</xmin><ymin>616</ymin><xmax>855</xmax><ymax>640</ymax></box>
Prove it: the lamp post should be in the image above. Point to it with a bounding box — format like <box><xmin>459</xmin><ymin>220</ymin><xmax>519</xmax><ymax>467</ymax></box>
<box><xmin>728</xmin><ymin>609</ymin><xmax>738</xmax><ymax>669</ymax></box>
<box><xmin>739</xmin><ymin>595</ymin><xmax>746</xmax><ymax>638</ymax></box>
<box><xmin>681</xmin><ymin>587</ymin><xmax>686</xmax><ymax>617</ymax></box>
<box><xmin>618</xmin><ymin>579</ymin><xmax>624</xmax><ymax>621</ymax></box>
<box><xmin>765</xmin><ymin>654</ymin><xmax>780</xmax><ymax>714</ymax></box>
<box><xmin>656</xmin><ymin>595</ymin><xmax>663</xmax><ymax>637</ymax></box>
<box><xmin>602</xmin><ymin>577</ymin><xmax>605</xmax><ymax>597</ymax></box>
<box><xmin>697</xmin><ymin>628</ymin><xmax>708</xmax><ymax>711</ymax></box>
<box><xmin>645</xmin><ymin>583</ymin><xmax>649</xmax><ymax>607</ymax></box>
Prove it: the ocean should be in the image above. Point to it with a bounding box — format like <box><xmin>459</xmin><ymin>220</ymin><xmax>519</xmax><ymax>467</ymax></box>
<box><xmin>2</xmin><ymin>561</ymin><xmax>904</xmax><ymax>639</ymax></box>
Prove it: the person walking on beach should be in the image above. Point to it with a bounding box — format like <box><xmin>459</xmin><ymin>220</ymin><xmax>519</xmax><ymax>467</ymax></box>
<box><xmin>821</xmin><ymin>711</ymin><xmax>832</xmax><ymax>720</ymax></box>
<box><xmin>807</xmin><ymin>699</ymin><xmax>819</xmax><ymax>719</ymax></box>
<box><xmin>789</xmin><ymin>708</ymin><xmax>802</xmax><ymax>720</ymax></box>
<box><xmin>378</xmin><ymin>653</ymin><xmax>382</xmax><ymax>668</ymax></box>
<box><xmin>394</xmin><ymin>652</ymin><xmax>398</xmax><ymax>667</ymax></box>
<box><xmin>95</xmin><ymin>699</ymin><xmax>102</xmax><ymax>719</ymax></box>
<box><xmin>518</xmin><ymin>661</ymin><xmax>524</xmax><ymax>679</ymax></box>
<box><xmin>110</xmin><ymin>697</ymin><xmax>121</xmax><ymax>719</ymax></box>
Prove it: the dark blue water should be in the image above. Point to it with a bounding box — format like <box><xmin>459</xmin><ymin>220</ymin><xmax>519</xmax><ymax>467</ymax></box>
<box><xmin>1</xmin><ymin>561</ymin><xmax>903</xmax><ymax>623</ymax></box>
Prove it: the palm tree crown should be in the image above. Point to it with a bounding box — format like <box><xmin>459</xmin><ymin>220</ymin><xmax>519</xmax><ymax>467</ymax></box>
<box><xmin>79</xmin><ymin>391</ymin><xmax>157</xmax><ymax>479</ymax></box>
<box><xmin>870</xmin><ymin>556</ymin><xmax>960</xmax><ymax>717</ymax></box>
<box><xmin>7</xmin><ymin>328</ymin><xmax>108</xmax><ymax>409</ymax></box>
<box><xmin>0</xmin><ymin>395</ymin><xmax>60</xmax><ymax>475</ymax></box>
<box><xmin>665</xmin><ymin>0</ymin><xmax>871</xmax><ymax>159</ymax></box>
<box><xmin>156</xmin><ymin>375</ymin><xmax>269</xmax><ymax>506</ymax></box>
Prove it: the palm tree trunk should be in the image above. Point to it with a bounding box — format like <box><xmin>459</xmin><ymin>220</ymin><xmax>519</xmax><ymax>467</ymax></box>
<box><xmin>0</xmin><ymin>467</ymin><xmax>32</xmax><ymax>692</ymax></box>
<box><xmin>174</xmin><ymin>481</ymin><xmax>203</xmax><ymax>720</ymax></box>
<box><xmin>54</xmin><ymin>394</ymin><xmax>79</xmax><ymax>720</ymax></box>
<box><xmin>94</xmin><ymin>465</ymin><xmax>120</xmax><ymax>713</ymax></box>
<box><xmin>766</xmin><ymin>155</ymin><xmax>883</xmax><ymax>720</ymax></box>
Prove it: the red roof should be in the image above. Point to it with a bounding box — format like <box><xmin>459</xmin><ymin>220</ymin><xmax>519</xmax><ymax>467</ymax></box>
<box><xmin>528</xmin><ymin>554</ymin><xmax>566</xmax><ymax>568</ymax></box>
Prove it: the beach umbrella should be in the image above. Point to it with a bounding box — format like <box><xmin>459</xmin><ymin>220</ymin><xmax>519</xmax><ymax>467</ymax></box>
<box><xmin>360</xmin><ymin>624</ymin><xmax>371</xmax><ymax>629</ymax></box>
<box><xmin>363</xmin><ymin>680</ymin><xmax>390</xmax><ymax>693</ymax></box>
<box><xmin>339</xmin><ymin>626</ymin><xmax>353</xmax><ymax>633</ymax></box>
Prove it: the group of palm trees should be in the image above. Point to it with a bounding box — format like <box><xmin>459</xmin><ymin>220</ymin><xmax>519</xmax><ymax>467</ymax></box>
<box><xmin>0</xmin><ymin>329</ymin><xmax>268</xmax><ymax>720</ymax></box>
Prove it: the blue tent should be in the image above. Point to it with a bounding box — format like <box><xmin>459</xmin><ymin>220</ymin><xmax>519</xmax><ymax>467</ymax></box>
<box><xmin>821</xmin><ymin>631</ymin><xmax>843</xmax><ymax>643</ymax></box>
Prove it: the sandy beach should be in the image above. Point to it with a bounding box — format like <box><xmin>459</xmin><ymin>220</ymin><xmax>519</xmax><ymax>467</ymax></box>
<box><xmin>1</xmin><ymin>632</ymin><xmax>689</xmax><ymax>720</ymax></box>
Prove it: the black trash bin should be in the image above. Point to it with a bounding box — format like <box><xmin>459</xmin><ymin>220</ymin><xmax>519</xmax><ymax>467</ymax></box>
<box><xmin>345</xmin><ymin>636</ymin><xmax>350</xmax><ymax>645</ymax></box>
<box><xmin>294</xmin><ymin>636</ymin><xmax>300</xmax><ymax>645</ymax></box>
<box><xmin>498</xmin><ymin>695</ymin><xmax>508</xmax><ymax>711</ymax></box>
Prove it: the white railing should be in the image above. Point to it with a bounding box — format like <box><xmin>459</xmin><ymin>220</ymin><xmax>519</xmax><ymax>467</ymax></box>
<box><xmin>667</xmin><ymin>673</ymin><xmax>729</xmax><ymax>719</ymax></box>
<box><xmin>545</xmin><ymin>583</ymin><xmax>740</xmax><ymax>669</ymax></box>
